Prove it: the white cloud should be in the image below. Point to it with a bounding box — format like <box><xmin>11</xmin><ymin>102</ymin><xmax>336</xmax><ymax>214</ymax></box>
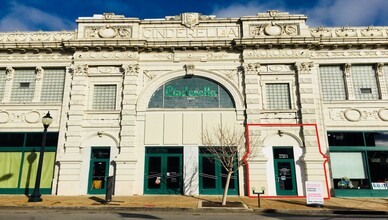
<box><xmin>0</xmin><ymin>1</ymin><xmax>76</xmax><ymax>31</ymax></box>
<box><xmin>303</xmin><ymin>0</ymin><xmax>388</xmax><ymax>27</ymax></box>
<box><xmin>210</xmin><ymin>0</ymin><xmax>388</xmax><ymax>27</ymax></box>
<box><xmin>211</xmin><ymin>1</ymin><xmax>287</xmax><ymax>18</ymax></box>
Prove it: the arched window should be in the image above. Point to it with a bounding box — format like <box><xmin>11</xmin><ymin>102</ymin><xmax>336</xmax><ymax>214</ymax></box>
<box><xmin>148</xmin><ymin>76</ymin><xmax>235</xmax><ymax>108</ymax></box>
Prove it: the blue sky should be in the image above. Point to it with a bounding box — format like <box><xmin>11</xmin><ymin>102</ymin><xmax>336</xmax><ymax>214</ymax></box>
<box><xmin>0</xmin><ymin>0</ymin><xmax>387</xmax><ymax>32</ymax></box>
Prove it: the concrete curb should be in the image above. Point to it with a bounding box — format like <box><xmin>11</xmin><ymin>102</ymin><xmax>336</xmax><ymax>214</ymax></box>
<box><xmin>1</xmin><ymin>205</ymin><xmax>387</xmax><ymax>216</ymax></box>
<box><xmin>254</xmin><ymin>208</ymin><xmax>388</xmax><ymax>216</ymax></box>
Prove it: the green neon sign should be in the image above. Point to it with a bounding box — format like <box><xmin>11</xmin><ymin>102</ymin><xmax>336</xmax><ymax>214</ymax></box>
<box><xmin>165</xmin><ymin>85</ymin><xmax>218</xmax><ymax>97</ymax></box>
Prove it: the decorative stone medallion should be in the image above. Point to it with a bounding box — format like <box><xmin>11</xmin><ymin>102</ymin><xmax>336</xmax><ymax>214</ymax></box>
<box><xmin>0</xmin><ymin>111</ymin><xmax>9</xmax><ymax>123</ymax></box>
<box><xmin>344</xmin><ymin>108</ymin><xmax>362</xmax><ymax>122</ymax></box>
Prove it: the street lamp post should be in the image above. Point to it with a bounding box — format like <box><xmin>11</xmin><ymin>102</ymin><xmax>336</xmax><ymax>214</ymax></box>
<box><xmin>28</xmin><ymin>112</ymin><xmax>53</xmax><ymax>202</ymax></box>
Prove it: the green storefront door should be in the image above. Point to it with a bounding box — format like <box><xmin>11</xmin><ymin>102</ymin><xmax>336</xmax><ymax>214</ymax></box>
<box><xmin>144</xmin><ymin>147</ymin><xmax>183</xmax><ymax>194</ymax></box>
<box><xmin>199</xmin><ymin>148</ymin><xmax>238</xmax><ymax>195</ymax></box>
<box><xmin>273</xmin><ymin>147</ymin><xmax>297</xmax><ymax>196</ymax></box>
<box><xmin>88</xmin><ymin>147</ymin><xmax>110</xmax><ymax>194</ymax></box>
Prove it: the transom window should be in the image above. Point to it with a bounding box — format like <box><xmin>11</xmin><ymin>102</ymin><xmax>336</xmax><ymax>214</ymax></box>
<box><xmin>148</xmin><ymin>76</ymin><xmax>234</xmax><ymax>109</ymax></box>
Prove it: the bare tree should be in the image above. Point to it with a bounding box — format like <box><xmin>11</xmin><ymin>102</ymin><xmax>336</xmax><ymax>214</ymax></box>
<box><xmin>202</xmin><ymin>124</ymin><xmax>259</xmax><ymax>206</ymax></box>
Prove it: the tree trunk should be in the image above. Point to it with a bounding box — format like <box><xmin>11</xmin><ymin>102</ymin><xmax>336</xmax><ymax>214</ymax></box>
<box><xmin>221</xmin><ymin>170</ymin><xmax>233</xmax><ymax>206</ymax></box>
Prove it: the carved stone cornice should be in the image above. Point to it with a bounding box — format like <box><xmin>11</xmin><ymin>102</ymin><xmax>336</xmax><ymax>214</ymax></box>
<box><xmin>0</xmin><ymin>31</ymin><xmax>74</xmax><ymax>43</ymax></box>
<box><xmin>249</xmin><ymin>22</ymin><xmax>299</xmax><ymax>36</ymax></box>
<box><xmin>84</xmin><ymin>25</ymin><xmax>132</xmax><ymax>39</ymax></box>
<box><xmin>165</xmin><ymin>12</ymin><xmax>215</xmax><ymax>29</ymax></box>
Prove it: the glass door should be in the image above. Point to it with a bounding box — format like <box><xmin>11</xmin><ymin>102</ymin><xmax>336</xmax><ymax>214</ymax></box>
<box><xmin>144</xmin><ymin>148</ymin><xmax>183</xmax><ymax>194</ymax></box>
<box><xmin>273</xmin><ymin>147</ymin><xmax>297</xmax><ymax>196</ymax></box>
<box><xmin>199</xmin><ymin>148</ymin><xmax>238</xmax><ymax>195</ymax></box>
<box><xmin>88</xmin><ymin>147</ymin><xmax>110</xmax><ymax>194</ymax></box>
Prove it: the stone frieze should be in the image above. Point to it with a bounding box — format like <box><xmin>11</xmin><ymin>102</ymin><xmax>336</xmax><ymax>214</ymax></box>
<box><xmin>0</xmin><ymin>31</ymin><xmax>74</xmax><ymax>43</ymax></box>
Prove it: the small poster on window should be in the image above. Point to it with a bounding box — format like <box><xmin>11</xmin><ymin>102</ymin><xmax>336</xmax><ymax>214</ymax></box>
<box><xmin>371</xmin><ymin>182</ymin><xmax>388</xmax><ymax>190</ymax></box>
<box><xmin>305</xmin><ymin>181</ymin><xmax>324</xmax><ymax>207</ymax></box>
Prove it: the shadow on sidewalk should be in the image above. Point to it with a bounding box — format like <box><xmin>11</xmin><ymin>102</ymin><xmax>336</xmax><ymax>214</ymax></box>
<box><xmin>89</xmin><ymin>196</ymin><xmax>106</xmax><ymax>204</ymax></box>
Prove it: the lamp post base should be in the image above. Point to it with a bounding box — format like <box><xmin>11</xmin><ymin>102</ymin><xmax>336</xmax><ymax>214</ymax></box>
<box><xmin>28</xmin><ymin>193</ymin><xmax>42</xmax><ymax>202</ymax></box>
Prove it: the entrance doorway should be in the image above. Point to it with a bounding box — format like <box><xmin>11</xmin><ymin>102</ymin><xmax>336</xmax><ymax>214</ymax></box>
<box><xmin>199</xmin><ymin>148</ymin><xmax>238</xmax><ymax>195</ymax></box>
<box><xmin>144</xmin><ymin>147</ymin><xmax>183</xmax><ymax>194</ymax></box>
<box><xmin>273</xmin><ymin>147</ymin><xmax>297</xmax><ymax>196</ymax></box>
<box><xmin>88</xmin><ymin>147</ymin><xmax>110</xmax><ymax>194</ymax></box>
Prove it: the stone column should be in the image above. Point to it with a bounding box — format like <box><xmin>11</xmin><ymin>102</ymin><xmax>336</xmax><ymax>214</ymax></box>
<box><xmin>343</xmin><ymin>63</ymin><xmax>355</xmax><ymax>100</ymax></box>
<box><xmin>2</xmin><ymin>67</ymin><xmax>14</xmax><ymax>102</ymax></box>
<box><xmin>32</xmin><ymin>66</ymin><xmax>44</xmax><ymax>102</ymax></box>
<box><xmin>376</xmin><ymin>63</ymin><xmax>387</xmax><ymax>99</ymax></box>
<box><xmin>56</xmin><ymin>64</ymin><xmax>88</xmax><ymax>195</ymax></box>
<box><xmin>295</xmin><ymin>62</ymin><xmax>328</xmax><ymax>197</ymax></box>
<box><xmin>114</xmin><ymin>64</ymin><xmax>139</xmax><ymax>195</ymax></box>
<box><xmin>242</xmin><ymin>62</ymin><xmax>267</xmax><ymax>194</ymax></box>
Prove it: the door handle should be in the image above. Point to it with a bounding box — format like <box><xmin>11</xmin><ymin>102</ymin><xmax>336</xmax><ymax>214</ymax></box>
<box><xmin>276</xmin><ymin>177</ymin><xmax>279</xmax><ymax>182</ymax></box>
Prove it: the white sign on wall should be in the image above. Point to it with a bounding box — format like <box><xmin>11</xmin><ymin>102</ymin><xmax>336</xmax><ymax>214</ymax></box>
<box><xmin>371</xmin><ymin>182</ymin><xmax>388</xmax><ymax>190</ymax></box>
<box><xmin>305</xmin><ymin>181</ymin><xmax>324</xmax><ymax>206</ymax></box>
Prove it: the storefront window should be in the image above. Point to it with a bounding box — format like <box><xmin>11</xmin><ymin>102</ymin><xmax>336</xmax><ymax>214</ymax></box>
<box><xmin>330</xmin><ymin>152</ymin><xmax>370</xmax><ymax>189</ymax></box>
<box><xmin>328</xmin><ymin>131</ymin><xmax>388</xmax><ymax>192</ymax></box>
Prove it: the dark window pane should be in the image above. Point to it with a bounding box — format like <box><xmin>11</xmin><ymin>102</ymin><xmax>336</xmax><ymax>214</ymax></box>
<box><xmin>45</xmin><ymin>133</ymin><xmax>59</xmax><ymax>146</ymax></box>
<box><xmin>148</xmin><ymin>86</ymin><xmax>163</xmax><ymax>108</ymax></box>
<box><xmin>91</xmin><ymin>148</ymin><xmax>110</xmax><ymax>159</ymax></box>
<box><xmin>147</xmin><ymin>156</ymin><xmax>162</xmax><ymax>189</ymax></box>
<box><xmin>327</xmin><ymin>132</ymin><xmax>364</xmax><ymax>146</ymax></box>
<box><xmin>25</xmin><ymin>132</ymin><xmax>58</xmax><ymax>147</ymax></box>
<box><xmin>0</xmin><ymin>133</ymin><xmax>25</xmax><ymax>147</ymax></box>
<box><xmin>365</xmin><ymin>132</ymin><xmax>388</xmax><ymax>147</ymax></box>
<box><xmin>25</xmin><ymin>133</ymin><xmax>42</xmax><ymax>147</ymax></box>
<box><xmin>277</xmin><ymin>162</ymin><xmax>293</xmax><ymax>190</ymax></box>
<box><xmin>368</xmin><ymin>151</ymin><xmax>388</xmax><ymax>183</ymax></box>
<box><xmin>166</xmin><ymin>156</ymin><xmax>181</xmax><ymax>189</ymax></box>
<box><xmin>202</xmin><ymin>157</ymin><xmax>216</xmax><ymax>189</ymax></box>
<box><xmin>219</xmin><ymin>87</ymin><xmax>234</xmax><ymax>108</ymax></box>
<box><xmin>146</xmin><ymin>147</ymin><xmax>182</xmax><ymax>154</ymax></box>
<box><xmin>273</xmin><ymin>148</ymin><xmax>294</xmax><ymax>159</ymax></box>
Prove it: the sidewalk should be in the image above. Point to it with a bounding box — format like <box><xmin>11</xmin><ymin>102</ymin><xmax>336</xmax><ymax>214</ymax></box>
<box><xmin>0</xmin><ymin>195</ymin><xmax>387</xmax><ymax>215</ymax></box>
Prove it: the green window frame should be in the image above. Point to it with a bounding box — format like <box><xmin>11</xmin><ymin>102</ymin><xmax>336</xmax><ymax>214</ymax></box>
<box><xmin>328</xmin><ymin>131</ymin><xmax>388</xmax><ymax>197</ymax></box>
<box><xmin>0</xmin><ymin>132</ymin><xmax>58</xmax><ymax>194</ymax></box>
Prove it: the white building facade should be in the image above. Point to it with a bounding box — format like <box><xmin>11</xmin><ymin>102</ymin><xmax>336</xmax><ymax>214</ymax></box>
<box><xmin>0</xmin><ymin>11</ymin><xmax>387</xmax><ymax>197</ymax></box>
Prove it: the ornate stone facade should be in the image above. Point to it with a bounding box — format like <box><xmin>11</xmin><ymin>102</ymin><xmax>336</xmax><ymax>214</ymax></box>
<box><xmin>0</xmin><ymin>11</ymin><xmax>387</xmax><ymax>198</ymax></box>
